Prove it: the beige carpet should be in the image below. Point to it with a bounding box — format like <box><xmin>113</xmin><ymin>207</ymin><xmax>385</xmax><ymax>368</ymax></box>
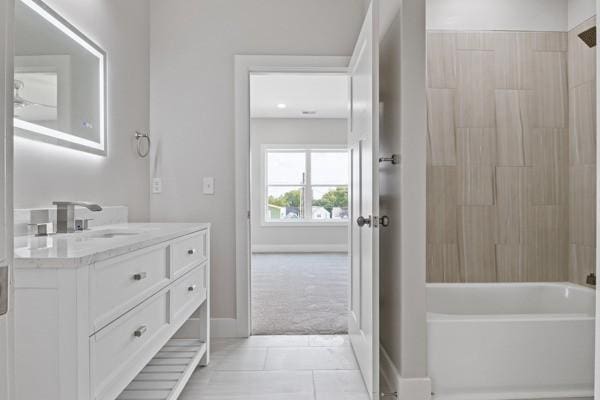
<box><xmin>251</xmin><ymin>253</ymin><xmax>349</xmax><ymax>335</ymax></box>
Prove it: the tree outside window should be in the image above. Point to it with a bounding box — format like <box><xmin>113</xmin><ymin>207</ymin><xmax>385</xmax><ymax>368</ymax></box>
<box><xmin>265</xmin><ymin>148</ymin><xmax>349</xmax><ymax>223</ymax></box>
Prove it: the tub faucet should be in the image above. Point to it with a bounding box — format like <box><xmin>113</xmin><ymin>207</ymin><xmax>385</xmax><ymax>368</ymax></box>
<box><xmin>586</xmin><ymin>273</ymin><xmax>596</xmax><ymax>286</ymax></box>
<box><xmin>53</xmin><ymin>201</ymin><xmax>102</xmax><ymax>233</ymax></box>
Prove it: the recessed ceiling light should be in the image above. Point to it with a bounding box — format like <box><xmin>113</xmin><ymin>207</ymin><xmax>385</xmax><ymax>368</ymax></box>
<box><xmin>277</xmin><ymin>103</ymin><xmax>287</xmax><ymax>109</ymax></box>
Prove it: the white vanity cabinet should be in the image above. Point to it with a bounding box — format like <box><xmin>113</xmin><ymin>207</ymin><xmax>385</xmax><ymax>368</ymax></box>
<box><xmin>13</xmin><ymin>224</ymin><xmax>211</xmax><ymax>400</ymax></box>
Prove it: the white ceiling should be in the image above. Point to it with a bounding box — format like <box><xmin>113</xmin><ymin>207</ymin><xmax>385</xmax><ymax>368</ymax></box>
<box><xmin>250</xmin><ymin>74</ymin><xmax>349</xmax><ymax>119</ymax></box>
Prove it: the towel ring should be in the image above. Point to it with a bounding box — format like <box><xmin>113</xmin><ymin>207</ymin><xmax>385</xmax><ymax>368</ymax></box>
<box><xmin>134</xmin><ymin>131</ymin><xmax>151</xmax><ymax>158</ymax></box>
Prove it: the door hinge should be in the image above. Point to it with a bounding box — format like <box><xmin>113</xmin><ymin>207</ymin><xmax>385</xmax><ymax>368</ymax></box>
<box><xmin>247</xmin><ymin>210</ymin><xmax>251</xmax><ymax>219</ymax></box>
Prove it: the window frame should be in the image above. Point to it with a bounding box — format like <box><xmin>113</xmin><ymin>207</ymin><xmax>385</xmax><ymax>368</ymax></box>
<box><xmin>261</xmin><ymin>144</ymin><xmax>349</xmax><ymax>227</ymax></box>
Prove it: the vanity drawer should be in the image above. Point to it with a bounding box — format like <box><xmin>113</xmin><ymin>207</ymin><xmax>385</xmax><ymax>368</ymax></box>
<box><xmin>171</xmin><ymin>262</ymin><xmax>207</xmax><ymax>323</ymax></box>
<box><xmin>91</xmin><ymin>291</ymin><xmax>170</xmax><ymax>400</ymax></box>
<box><xmin>90</xmin><ymin>245</ymin><xmax>169</xmax><ymax>333</ymax></box>
<box><xmin>171</xmin><ymin>230</ymin><xmax>207</xmax><ymax>277</ymax></box>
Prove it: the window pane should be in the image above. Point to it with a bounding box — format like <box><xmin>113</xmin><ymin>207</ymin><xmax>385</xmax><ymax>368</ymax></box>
<box><xmin>311</xmin><ymin>152</ymin><xmax>349</xmax><ymax>185</ymax></box>
<box><xmin>311</xmin><ymin>186</ymin><xmax>349</xmax><ymax>220</ymax></box>
<box><xmin>266</xmin><ymin>186</ymin><xmax>305</xmax><ymax>221</ymax></box>
<box><xmin>267</xmin><ymin>152</ymin><xmax>305</xmax><ymax>185</ymax></box>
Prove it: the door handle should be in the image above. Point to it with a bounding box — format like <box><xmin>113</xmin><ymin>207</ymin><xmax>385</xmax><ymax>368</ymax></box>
<box><xmin>356</xmin><ymin>216</ymin><xmax>372</xmax><ymax>227</ymax></box>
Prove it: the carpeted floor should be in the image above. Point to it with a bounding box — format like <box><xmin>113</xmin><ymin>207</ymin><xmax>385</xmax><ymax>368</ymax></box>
<box><xmin>251</xmin><ymin>253</ymin><xmax>349</xmax><ymax>335</ymax></box>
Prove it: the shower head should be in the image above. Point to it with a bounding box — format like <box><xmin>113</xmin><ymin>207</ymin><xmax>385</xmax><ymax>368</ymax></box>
<box><xmin>578</xmin><ymin>25</ymin><xmax>596</xmax><ymax>48</ymax></box>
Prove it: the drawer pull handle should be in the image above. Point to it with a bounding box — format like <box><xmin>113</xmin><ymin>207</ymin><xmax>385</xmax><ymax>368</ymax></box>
<box><xmin>188</xmin><ymin>249</ymin><xmax>197</xmax><ymax>255</ymax></box>
<box><xmin>134</xmin><ymin>325</ymin><xmax>148</xmax><ymax>338</ymax></box>
<box><xmin>133</xmin><ymin>272</ymin><xmax>147</xmax><ymax>281</ymax></box>
<box><xmin>188</xmin><ymin>284</ymin><xmax>197</xmax><ymax>292</ymax></box>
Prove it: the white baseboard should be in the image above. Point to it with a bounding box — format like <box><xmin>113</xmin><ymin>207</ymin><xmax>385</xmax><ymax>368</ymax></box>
<box><xmin>380</xmin><ymin>345</ymin><xmax>431</xmax><ymax>400</ymax></box>
<box><xmin>210</xmin><ymin>318</ymin><xmax>239</xmax><ymax>338</ymax></box>
<box><xmin>251</xmin><ymin>244</ymin><xmax>348</xmax><ymax>253</ymax></box>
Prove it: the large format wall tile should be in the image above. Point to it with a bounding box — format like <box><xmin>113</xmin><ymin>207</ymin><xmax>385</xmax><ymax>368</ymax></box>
<box><xmin>493</xmin><ymin>32</ymin><xmax>534</xmax><ymax>90</ymax></box>
<box><xmin>496</xmin><ymin>244</ymin><xmax>526</xmax><ymax>282</ymax></box>
<box><xmin>427</xmin><ymin>89</ymin><xmax>457</xmax><ymax>165</ymax></box>
<box><xmin>427</xmin><ymin>243</ymin><xmax>461</xmax><ymax>283</ymax></box>
<box><xmin>569</xmin><ymin>244</ymin><xmax>595</xmax><ymax>286</ymax></box>
<box><xmin>568</xmin><ymin>17</ymin><xmax>596</xmax><ymax>89</ymax></box>
<box><xmin>426</xmin><ymin>28</ymin><xmax>581</xmax><ymax>284</ymax></box>
<box><xmin>533</xmin><ymin>51</ymin><xmax>568</xmax><ymax>128</ymax></box>
<box><xmin>456</xmin><ymin>128</ymin><xmax>496</xmax><ymax>205</ymax></box>
<box><xmin>496</xmin><ymin>167</ymin><xmax>527</xmax><ymax>244</ymax></box>
<box><xmin>569</xmin><ymin>164</ymin><xmax>596</xmax><ymax>247</ymax></box>
<box><xmin>569</xmin><ymin>81</ymin><xmax>596</xmax><ymax>165</ymax></box>
<box><xmin>427</xmin><ymin>166</ymin><xmax>457</xmax><ymax>243</ymax></box>
<box><xmin>532</xmin><ymin>31</ymin><xmax>568</xmax><ymax>52</ymax></box>
<box><xmin>456</xmin><ymin>50</ymin><xmax>496</xmax><ymax>127</ymax></box>
<box><xmin>456</xmin><ymin>31</ymin><xmax>494</xmax><ymax>50</ymax></box>
<box><xmin>495</xmin><ymin>90</ymin><xmax>534</xmax><ymax>166</ymax></box>
<box><xmin>458</xmin><ymin>206</ymin><xmax>497</xmax><ymax>282</ymax></box>
<box><xmin>526</xmin><ymin>128</ymin><xmax>568</xmax><ymax>205</ymax></box>
<box><xmin>525</xmin><ymin>205</ymin><xmax>568</xmax><ymax>281</ymax></box>
<box><xmin>427</xmin><ymin>31</ymin><xmax>456</xmax><ymax>89</ymax></box>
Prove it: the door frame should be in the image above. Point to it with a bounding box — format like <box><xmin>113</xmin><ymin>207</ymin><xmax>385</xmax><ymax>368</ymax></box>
<box><xmin>0</xmin><ymin>0</ymin><xmax>14</xmax><ymax>398</ymax></box>
<box><xmin>233</xmin><ymin>55</ymin><xmax>349</xmax><ymax>337</ymax></box>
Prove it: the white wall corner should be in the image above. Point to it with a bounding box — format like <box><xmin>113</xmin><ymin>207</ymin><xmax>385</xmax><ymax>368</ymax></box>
<box><xmin>210</xmin><ymin>318</ymin><xmax>239</xmax><ymax>338</ymax></box>
<box><xmin>380</xmin><ymin>345</ymin><xmax>432</xmax><ymax>400</ymax></box>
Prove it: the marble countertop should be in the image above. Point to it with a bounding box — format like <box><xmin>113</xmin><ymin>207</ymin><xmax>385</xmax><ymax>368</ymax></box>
<box><xmin>14</xmin><ymin>222</ymin><xmax>210</xmax><ymax>268</ymax></box>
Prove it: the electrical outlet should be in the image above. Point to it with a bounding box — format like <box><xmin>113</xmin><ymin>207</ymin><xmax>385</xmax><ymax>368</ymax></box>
<box><xmin>203</xmin><ymin>177</ymin><xmax>215</xmax><ymax>195</ymax></box>
<box><xmin>152</xmin><ymin>178</ymin><xmax>162</xmax><ymax>194</ymax></box>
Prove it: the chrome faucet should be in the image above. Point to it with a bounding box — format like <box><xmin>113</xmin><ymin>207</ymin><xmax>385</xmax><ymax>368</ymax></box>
<box><xmin>53</xmin><ymin>201</ymin><xmax>102</xmax><ymax>233</ymax></box>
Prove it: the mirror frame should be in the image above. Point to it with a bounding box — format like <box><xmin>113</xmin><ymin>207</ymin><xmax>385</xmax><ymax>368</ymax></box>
<box><xmin>14</xmin><ymin>0</ymin><xmax>107</xmax><ymax>156</ymax></box>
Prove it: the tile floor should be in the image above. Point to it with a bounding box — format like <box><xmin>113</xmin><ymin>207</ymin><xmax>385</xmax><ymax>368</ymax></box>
<box><xmin>179</xmin><ymin>335</ymin><xmax>369</xmax><ymax>400</ymax></box>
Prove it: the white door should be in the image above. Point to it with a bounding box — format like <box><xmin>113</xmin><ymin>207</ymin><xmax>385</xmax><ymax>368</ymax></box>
<box><xmin>0</xmin><ymin>0</ymin><xmax>13</xmax><ymax>398</ymax></box>
<box><xmin>348</xmin><ymin>1</ymin><xmax>379</xmax><ymax>398</ymax></box>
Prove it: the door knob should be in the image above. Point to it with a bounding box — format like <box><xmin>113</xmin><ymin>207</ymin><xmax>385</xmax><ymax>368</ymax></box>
<box><xmin>356</xmin><ymin>216</ymin><xmax>371</xmax><ymax>227</ymax></box>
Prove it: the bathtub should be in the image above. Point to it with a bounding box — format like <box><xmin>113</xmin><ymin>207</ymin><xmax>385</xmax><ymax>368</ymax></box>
<box><xmin>427</xmin><ymin>283</ymin><xmax>595</xmax><ymax>400</ymax></box>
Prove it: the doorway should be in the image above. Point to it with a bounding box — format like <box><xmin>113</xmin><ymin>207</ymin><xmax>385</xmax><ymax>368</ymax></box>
<box><xmin>248</xmin><ymin>73</ymin><xmax>351</xmax><ymax>335</ymax></box>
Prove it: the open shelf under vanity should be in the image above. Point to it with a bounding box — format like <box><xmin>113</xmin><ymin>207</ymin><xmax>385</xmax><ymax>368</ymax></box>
<box><xmin>117</xmin><ymin>339</ymin><xmax>207</xmax><ymax>400</ymax></box>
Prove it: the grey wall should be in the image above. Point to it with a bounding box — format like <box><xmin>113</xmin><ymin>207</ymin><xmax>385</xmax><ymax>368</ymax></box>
<box><xmin>13</xmin><ymin>0</ymin><xmax>150</xmax><ymax>222</ymax></box>
<box><xmin>380</xmin><ymin>0</ymin><xmax>429</xmax><ymax>391</ymax></box>
<box><xmin>149</xmin><ymin>0</ymin><xmax>365</xmax><ymax>320</ymax></box>
<box><xmin>250</xmin><ymin>118</ymin><xmax>348</xmax><ymax>251</ymax></box>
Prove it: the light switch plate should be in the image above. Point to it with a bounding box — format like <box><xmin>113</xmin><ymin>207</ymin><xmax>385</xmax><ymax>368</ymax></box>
<box><xmin>203</xmin><ymin>177</ymin><xmax>215</xmax><ymax>195</ymax></box>
<box><xmin>152</xmin><ymin>178</ymin><xmax>162</xmax><ymax>194</ymax></box>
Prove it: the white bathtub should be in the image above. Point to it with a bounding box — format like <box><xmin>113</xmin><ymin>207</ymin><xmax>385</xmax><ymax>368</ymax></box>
<box><xmin>427</xmin><ymin>283</ymin><xmax>595</xmax><ymax>400</ymax></box>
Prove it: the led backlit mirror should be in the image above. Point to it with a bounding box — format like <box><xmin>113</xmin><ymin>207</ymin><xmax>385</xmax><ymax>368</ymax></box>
<box><xmin>14</xmin><ymin>0</ymin><xmax>107</xmax><ymax>156</ymax></box>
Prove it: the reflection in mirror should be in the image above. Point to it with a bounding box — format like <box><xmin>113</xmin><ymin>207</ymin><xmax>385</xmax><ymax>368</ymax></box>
<box><xmin>14</xmin><ymin>0</ymin><xmax>106</xmax><ymax>155</ymax></box>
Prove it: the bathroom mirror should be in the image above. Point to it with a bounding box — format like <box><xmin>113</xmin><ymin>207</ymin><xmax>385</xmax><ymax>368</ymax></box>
<box><xmin>14</xmin><ymin>0</ymin><xmax>107</xmax><ymax>156</ymax></box>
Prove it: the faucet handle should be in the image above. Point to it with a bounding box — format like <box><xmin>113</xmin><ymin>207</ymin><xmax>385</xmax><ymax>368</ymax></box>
<box><xmin>75</xmin><ymin>218</ymin><xmax>94</xmax><ymax>231</ymax></box>
<box><xmin>28</xmin><ymin>223</ymin><xmax>54</xmax><ymax>236</ymax></box>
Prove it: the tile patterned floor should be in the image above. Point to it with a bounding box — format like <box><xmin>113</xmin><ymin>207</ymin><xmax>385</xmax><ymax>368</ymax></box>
<box><xmin>179</xmin><ymin>335</ymin><xmax>369</xmax><ymax>400</ymax></box>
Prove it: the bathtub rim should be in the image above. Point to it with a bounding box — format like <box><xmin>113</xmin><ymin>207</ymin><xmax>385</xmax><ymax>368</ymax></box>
<box><xmin>426</xmin><ymin>281</ymin><xmax>595</xmax><ymax>322</ymax></box>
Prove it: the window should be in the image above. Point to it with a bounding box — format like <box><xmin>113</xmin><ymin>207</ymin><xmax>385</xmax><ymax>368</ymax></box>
<box><xmin>264</xmin><ymin>147</ymin><xmax>349</xmax><ymax>224</ymax></box>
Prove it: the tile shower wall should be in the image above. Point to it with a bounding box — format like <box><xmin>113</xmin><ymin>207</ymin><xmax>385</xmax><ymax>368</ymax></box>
<box><xmin>426</xmin><ymin>29</ymin><xmax>572</xmax><ymax>282</ymax></box>
<box><xmin>568</xmin><ymin>17</ymin><xmax>596</xmax><ymax>285</ymax></box>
